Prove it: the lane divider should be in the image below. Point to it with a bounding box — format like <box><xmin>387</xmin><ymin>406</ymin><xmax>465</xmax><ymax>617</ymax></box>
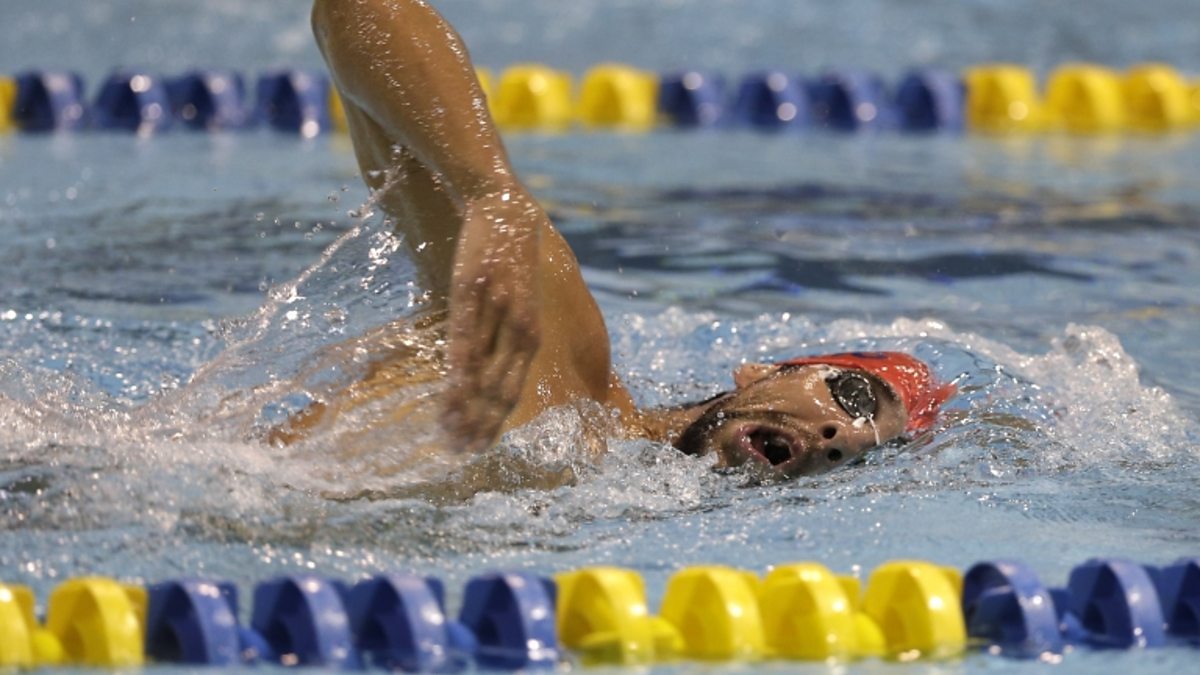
<box><xmin>170</xmin><ymin>70</ymin><xmax>254</xmax><ymax>131</ymax></box>
<box><xmin>254</xmin><ymin>70</ymin><xmax>332</xmax><ymax>138</ymax></box>
<box><xmin>576</xmin><ymin>65</ymin><xmax>658</xmax><ymax>130</ymax></box>
<box><xmin>2</xmin><ymin>558</ymin><xmax>1197</xmax><ymax>669</ymax></box>
<box><xmin>492</xmin><ymin>64</ymin><xmax>574</xmax><ymax>131</ymax></box>
<box><xmin>329</xmin><ymin>86</ymin><xmax>348</xmax><ymax>134</ymax></box>
<box><xmin>0</xmin><ymin>77</ymin><xmax>15</xmax><ymax>133</ymax></box>
<box><xmin>1</xmin><ymin>63</ymin><xmax>1198</xmax><ymax>135</ymax></box>
<box><xmin>11</xmin><ymin>71</ymin><xmax>87</xmax><ymax>132</ymax></box>
<box><xmin>1124</xmin><ymin>64</ymin><xmax>1195</xmax><ymax>133</ymax></box>
<box><xmin>1044</xmin><ymin>64</ymin><xmax>1127</xmax><ymax>134</ymax></box>
<box><xmin>966</xmin><ymin>64</ymin><xmax>1045</xmax><ymax>133</ymax></box>
<box><xmin>92</xmin><ymin>72</ymin><xmax>174</xmax><ymax>134</ymax></box>
<box><xmin>896</xmin><ymin>70</ymin><xmax>967</xmax><ymax>131</ymax></box>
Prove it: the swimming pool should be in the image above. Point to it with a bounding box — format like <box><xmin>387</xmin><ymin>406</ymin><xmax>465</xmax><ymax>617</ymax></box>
<box><xmin>2</xmin><ymin>0</ymin><xmax>1199</xmax><ymax>671</ymax></box>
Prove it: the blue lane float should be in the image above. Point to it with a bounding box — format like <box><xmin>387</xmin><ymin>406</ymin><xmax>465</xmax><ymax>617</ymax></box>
<box><xmin>807</xmin><ymin>70</ymin><xmax>895</xmax><ymax>131</ymax></box>
<box><xmin>91</xmin><ymin>71</ymin><xmax>174</xmax><ymax>133</ymax></box>
<box><xmin>250</xmin><ymin>576</ymin><xmax>361</xmax><ymax>669</ymax></box>
<box><xmin>657</xmin><ymin>70</ymin><xmax>726</xmax><ymax>128</ymax></box>
<box><xmin>1055</xmin><ymin>558</ymin><xmax>1168</xmax><ymax>650</ymax></box>
<box><xmin>963</xmin><ymin>558</ymin><xmax>1188</xmax><ymax>656</ymax></box>
<box><xmin>346</xmin><ymin>574</ymin><xmax>475</xmax><ymax>672</ymax></box>
<box><xmin>12</xmin><ymin>71</ymin><xmax>87</xmax><ymax>132</ymax></box>
<box><xmin>144</xmin><ymin>579</ymin><xmax>267</xmax><ymax>666</ymax></box>
<box><xmin>166</xmin><ymin>70</ymin><xmax>250</xmax><ymax>130</ymax></box>
<box><xmin>255</xmin><ymin>70</ymin><xmax>332</xmax><ymax>136</ymax></box>
<box><xmin>961</xmin><ymin>560</ymin><xmax>1064</xmax><ymax>658</ymax></box>
<box><xmin>459</xmin><ymin>572</ymin><xmax>559</xmax><ymax>670</ymax></box>
<box><xmin>1156</xmin><ymin>558</ymin><xmax>1200</xmax><ymax>642</ymax></box>
<box><xmin>894</xmin><ymin>69</ymin><xmax>966</xmax><ymax>132</ymax></box>
<box><xmin>730</xmin><ymin>71</ymin><xmax>810</xmax><ymax>130</ymax></box>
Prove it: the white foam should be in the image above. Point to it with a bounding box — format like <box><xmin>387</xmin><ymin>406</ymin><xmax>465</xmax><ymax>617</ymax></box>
<box><xmin>2</xmin><ymin>235</ymin><xmax>1195</xmax><ymax>564</ymax></box>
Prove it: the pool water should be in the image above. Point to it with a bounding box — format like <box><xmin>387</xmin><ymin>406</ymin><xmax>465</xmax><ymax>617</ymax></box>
<box><xmin>3</xmin><ymin>1</ymin><xmax>1200</xmax><ymax>672</ymax></box>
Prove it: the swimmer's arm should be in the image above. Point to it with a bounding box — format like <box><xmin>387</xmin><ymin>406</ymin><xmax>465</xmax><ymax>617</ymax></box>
<box><xmin>312</xmin><ymin>0</ymin><xmax>546</xmax><ymax>452</ymax></box>
<box><xmin>312</xmin><ymin>0</ymin><xmax>513</xmax><ymax>202</ymax></box>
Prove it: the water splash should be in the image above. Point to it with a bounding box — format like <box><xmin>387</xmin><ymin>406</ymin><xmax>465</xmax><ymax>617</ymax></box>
<box><xmin>3</xmin><ymin>164</ymin><xmax>1198</xmax><ymax>601</ymax></box>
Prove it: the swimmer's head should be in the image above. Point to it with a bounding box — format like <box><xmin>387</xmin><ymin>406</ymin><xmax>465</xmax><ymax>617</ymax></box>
<box><xmin>673</xmin><ymin>351</ymin><xmax>954</xmax><ymax>478</ymax></box>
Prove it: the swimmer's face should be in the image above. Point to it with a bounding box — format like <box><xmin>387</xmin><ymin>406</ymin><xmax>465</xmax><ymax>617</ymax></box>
<box><xmin>674</xmin><ymin>363</ymin><xmax>907</xmax><ymax>478</ymax></box>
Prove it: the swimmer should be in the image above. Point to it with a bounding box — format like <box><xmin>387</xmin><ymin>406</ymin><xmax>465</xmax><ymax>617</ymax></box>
<box><xmin>302</xmin><ymin>0</ymin><xmax>954</xmax><ymax>479</ymax></box>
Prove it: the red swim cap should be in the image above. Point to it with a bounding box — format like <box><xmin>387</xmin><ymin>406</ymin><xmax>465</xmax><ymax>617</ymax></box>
<box><xmin>775</xmin><ymin>351</ymin><xmax>955</xmax><ymax>434</ymax></box>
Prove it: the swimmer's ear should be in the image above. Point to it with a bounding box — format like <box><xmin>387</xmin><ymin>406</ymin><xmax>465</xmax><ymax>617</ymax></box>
<box><xmin>733</xmin><ymin>363</ymin><xmax>775</xmax><ymax>389</ymax></box>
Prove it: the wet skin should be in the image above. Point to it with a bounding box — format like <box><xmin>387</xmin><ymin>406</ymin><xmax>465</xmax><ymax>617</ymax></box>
<box><xmin>311</xmin><ymin>0</ymin><xmax>633</xmax><ymax>454</ymax></box>
<box><xmin>673</xmin><ymin>364</ymin><xmax>907</xmax><ymax>478</ymax></box>
<box><xmin>307</xmin><ymin>0</ymin><xmax>910</xmax><ymax>478</ymax></box>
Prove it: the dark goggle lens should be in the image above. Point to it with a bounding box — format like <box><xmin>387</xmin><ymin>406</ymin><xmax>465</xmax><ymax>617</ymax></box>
<box><xmin>828</xmin><ymin>371</ymin><xmax>877</xmax><ymax>419</ymax></box>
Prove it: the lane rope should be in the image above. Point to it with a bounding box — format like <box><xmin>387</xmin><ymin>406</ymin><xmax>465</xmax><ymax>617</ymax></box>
<box><xmin>2</xmin><ymin>557</ymin><xmax>1197</xmax><ymax>668</ymax></box>
<box><xmin>1</xmin><ymin>63</ymin><xmax>1197</xmax><ymax>136</ymax></box>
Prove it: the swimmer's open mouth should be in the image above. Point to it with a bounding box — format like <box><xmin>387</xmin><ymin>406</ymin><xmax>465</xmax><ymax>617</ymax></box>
<box><xmin>738</xmin><ymin>425</ymin><xmax>801</xmax><ymax>467</ymax></box>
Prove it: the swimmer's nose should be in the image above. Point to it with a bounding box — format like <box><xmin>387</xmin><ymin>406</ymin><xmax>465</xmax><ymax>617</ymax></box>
<box><xmin>758</xmin><ymin>422</ymin><xmax>846</xmax><ymax>477</ymax></box>
<box><xmin>813</xmin><ymin>421</ymin><xmax>864</xmax><ymax>467</ymax></box>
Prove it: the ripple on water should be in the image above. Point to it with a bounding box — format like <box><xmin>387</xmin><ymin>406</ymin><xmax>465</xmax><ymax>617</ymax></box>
<box><xmin>3</xmin><ymin>298</ymin><xmax>1196</xmax><ymax>597</ymax></box>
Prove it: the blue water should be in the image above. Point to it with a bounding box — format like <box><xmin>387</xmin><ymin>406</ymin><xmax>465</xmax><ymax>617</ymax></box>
<box><xmin>3</xmin><ymin>2</ymin><xmax>1200</xmax><ymax>672</ymax></box>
